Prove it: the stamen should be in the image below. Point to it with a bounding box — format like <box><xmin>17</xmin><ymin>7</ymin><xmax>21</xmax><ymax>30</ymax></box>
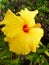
<box><xmin>23</xmin><ymin>23</ymin><xmax>41</xmax><ymax>33</ymax></box>
<box><xmin>33</xmin><ymin>23</ymin><xmax>42</xmax><ymax>28</ymax></box>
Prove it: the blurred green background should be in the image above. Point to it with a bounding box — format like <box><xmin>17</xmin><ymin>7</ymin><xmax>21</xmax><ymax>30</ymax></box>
<box><xmin>0</xmin><ymin>0</ymin><xmax>49</xmax><ymax>65</ymax></box>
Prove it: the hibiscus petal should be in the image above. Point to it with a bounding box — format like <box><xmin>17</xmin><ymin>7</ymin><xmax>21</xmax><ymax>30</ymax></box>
<box><xmin>0</xmin><ymin>9</ymin><xmax>24</xmax><ymax>26</ymax></box>
<box><xmin>2</xmin><ymin>24</ymin><xmax>23</xmax><ymax>38</ymax></box>
<box><xmin>27</xmin><ymin>28</ymin><xmax>44</xmax><ymax>52</ymax></box>
<box><xmin>5</xmin><ymin>35</ymin><xmax>30</xmax><ymax>55</ymax></box>
<box><xmin>18</xmin><ymin>8</ymin><xmax>38</xmax><ymax>27</ymax></box>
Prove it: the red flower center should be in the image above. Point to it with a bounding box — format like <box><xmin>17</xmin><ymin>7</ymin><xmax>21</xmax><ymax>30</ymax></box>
<box><xmin>23</xmin><ymin>24</ymin><xmax>29</xmax><ymax>33</ymax></box>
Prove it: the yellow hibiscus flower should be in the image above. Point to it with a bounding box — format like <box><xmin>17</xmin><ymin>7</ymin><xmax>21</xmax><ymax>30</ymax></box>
<box><xmin>0</xmin><ymin>8</ymin><xmax>44</xmax><ymax>55</ymax></box>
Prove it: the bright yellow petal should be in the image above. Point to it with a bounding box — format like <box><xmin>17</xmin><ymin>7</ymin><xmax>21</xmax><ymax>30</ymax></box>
<box><xmin>0</xmin><ymin>10</ymin><xmax>25</xmax><ymax>38</ymax></box>
<box><xmin>2</xmin><ymin>24</ymin><xmax>23</xmax><ymax>38</ymax></box>
<box><xmin>18</xmin><ymin>8</ymin><xmax>38</xmax><ymax>27</ymax></box>
<box><xmin>0</xmin><ymin>9</ymin><xmax>24</xmax><ymax>26</ymax></box>
<box><xmin>27</xmin><ymin>28</ymin><xmax>44</xmax><ymax>52</ymax></box>
<box><xmin>5</xmin><ymin>33</ymin><xmax>30</xmax><ymax>55</ymax></box>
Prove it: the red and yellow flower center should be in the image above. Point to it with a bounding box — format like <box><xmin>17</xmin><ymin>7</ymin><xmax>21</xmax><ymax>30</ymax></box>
<box><xmin>23</xmin><ymin>24</ymin><xmax>29</xmax><ymax>33</ymax></box>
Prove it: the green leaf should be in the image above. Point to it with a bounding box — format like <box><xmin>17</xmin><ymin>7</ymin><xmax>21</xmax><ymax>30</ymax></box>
<box><xmin>0</xmin><ymin>34</ymin><xmax>12</xmax><ymax>60</ymax></box>
<box><xmin>0</xmin><ymin>34</ymin><xmax>6</xmax><ymax>46</ymax></box>
<box><xmin>2</xmin><ymin>58</ymin><xmax>22</xmax><ymax>65</ymax></box>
